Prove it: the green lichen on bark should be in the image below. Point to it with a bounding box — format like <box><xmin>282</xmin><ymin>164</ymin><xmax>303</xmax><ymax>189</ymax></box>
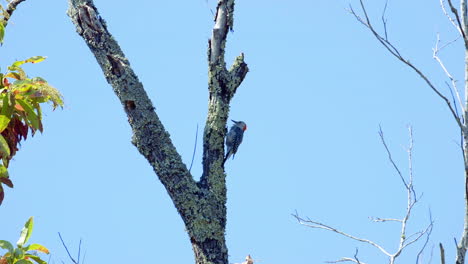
<box><xmin>68</xmin><ymin>0</ymin><xmax>247</xmax><ymax>263</ymax></box>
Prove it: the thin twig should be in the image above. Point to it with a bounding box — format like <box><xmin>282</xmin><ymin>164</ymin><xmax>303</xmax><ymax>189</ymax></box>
<box><xmin>189</xmin><ymin>124</ymin><xmax>199</xmax><ymax>172</ymax></box>
<box><xmin>326</xmin><ymin>258</ymin><xmax>367</xmax><ymax>264</ymax></box>
<box><xmin>293</xmin><ymin>214</ymin><xmax>392</xmax><ymax>257</ymax></box>
<box><xmin>401</xmin><ymin>222</ymin><xmax>434</xmax><ymax>250</ymax></box>
<box><xmin>415</xmin><ymin>213</ymin><xmax>433</xmax><ymax>264</ymax></box>
<box><xmin>353</xmin><ymin>248</ymin><xmax>362</xmax><ymax>264</ymax></box>
<box><xmin>58</xmin><ymin>232</ymin><xmax>78</xmax><ymax>264</ymax></box>
<box><xmin>446</xmin><ymin>82</ymin><xmax>461</xmax><ymax>121</ymax></box>
<box><xmin>407</xmin><ymin>125</ymin><xmax>417</xmax><ymax>200</ymax></box>
<box><xmin>378</xmin><ymin>125</ymin><xmax>408</xmax><ymax>189</ymax></box>
<box><xmin>77</xmin><ymin>238</ymin><xmax>81</xmax><ymax>264</ymax></box>
<box><xmin>433</xmin><ymin>33</ymin><xmax>465</xmax><ymax>115</ymax></box>
<box><xmin>370</xmin><ymin>217</ymin><xmax>402</xmax><ymax>223</ymax></box>
<box><xmin>381</xmin><ymin>0</ymin><xmax>389</xmax><ymax>41</ymax></box>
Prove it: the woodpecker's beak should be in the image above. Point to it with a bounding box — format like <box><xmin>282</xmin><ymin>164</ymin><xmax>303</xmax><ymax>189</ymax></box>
<box><xmin>231</xmin><ymin>120</ymin><xmax>238</xmax><ymax>123</ymax></box>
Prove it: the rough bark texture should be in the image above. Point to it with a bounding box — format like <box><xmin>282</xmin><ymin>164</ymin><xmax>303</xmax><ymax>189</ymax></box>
<box><xmin>458</xmin><ymin>1</ymin><xmax>468</xmax><ymax>263</ymax></box>
<box><xmin>3</xmin><ymin>0</ymin><xmax>26</xmax><ymax>27</ymax></box>
<box><xmin>67</xmin><ymin>1</ymin><xmax>247</xmax><ymax>264</ymax></box>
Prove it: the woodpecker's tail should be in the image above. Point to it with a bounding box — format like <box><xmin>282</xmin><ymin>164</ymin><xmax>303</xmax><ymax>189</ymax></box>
<box><xmin>223</xmin><ymin>150</ymin><xmax>233</xmax><ymax>165</ymax></box>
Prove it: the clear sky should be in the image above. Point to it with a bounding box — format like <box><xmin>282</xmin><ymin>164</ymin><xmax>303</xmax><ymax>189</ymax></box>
<box><xmin>0</xmin><ymin>0</ymin><xmax>464</xmax><ymax>263</ymax></box>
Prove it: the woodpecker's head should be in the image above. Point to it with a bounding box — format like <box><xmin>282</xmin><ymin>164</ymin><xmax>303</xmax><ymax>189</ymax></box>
<box><xmin>232</xmin><ymin>120</ymin><xmax>247</xmax><ymax>131</ymax></box>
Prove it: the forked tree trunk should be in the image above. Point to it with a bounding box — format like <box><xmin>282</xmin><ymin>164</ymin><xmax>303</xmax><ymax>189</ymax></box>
<box><xmin>67</xmin><ymin>1</ymin><xmax>248</xmax><ymax>264</ymax></box>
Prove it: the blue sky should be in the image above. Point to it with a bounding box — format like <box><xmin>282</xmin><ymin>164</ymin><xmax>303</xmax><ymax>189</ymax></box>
<box><xmin>0</xmin><ymin>0</ymin><xmax>464</xmax><ymax>263</ymax></box>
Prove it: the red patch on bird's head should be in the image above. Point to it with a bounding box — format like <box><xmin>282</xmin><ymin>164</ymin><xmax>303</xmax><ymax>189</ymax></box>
<box><xmin>243</xmin><ymin>125</ymin><xmax>247</xmax><ymax>131</ymax></box>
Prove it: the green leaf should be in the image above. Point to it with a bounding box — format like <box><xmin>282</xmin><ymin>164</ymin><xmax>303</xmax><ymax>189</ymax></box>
<box><xmin>17</xmin><ymin>217</ymin><xmax>34</xmax><ymax>248</ymax></box>
<box><xmin>2</xmin><ymin>157</ymin><xmax>9</xmax><ymax>168</ymax></box>
<box><xmin>0</xmin><ymin>164</ymin><xmax>12</xmax><ymax>187</ymax></box>
<box><xmin>0</xmin><ymin>115</ymin><xmax>10</xmax><ymax>132</ymax></box>
<box><xmin>23</xmin><ymin>244</ymin><xmax>48</xmax><ymax>254</ymax></box>
<box><xmin>0</xmin><ymin>240</ymin><xmax>14</xmax><ymax>253</ymax></box>
<box><xmin>13</xmin><ymin>247</ymin><xmax>24</xmax><ymax>259</ymax></box>
<box><xmin>24</xmin><ymin>57</ymin><xmax>46</xmax><ymax>64</ymax></box>
<box><xmin>16</xmin><ymin>99</ymin><xmax>39</xmax><ymax>131</ymax></box>
<box><xmin>0</xmin><ymin>22</ymin><xmax>5</xmax><ymax>44</ymax></box>
<box><xmin>9</xmin><ymin>57</ymin><xmax>46</xmax><ymax>70</ymax></box>
<box><xmin>0</xmin><ymin>165</ymin><xmax>8</xmax><ymax>178</ymax></box>
<box><xmin>0</xmin><ymin>134</ymin><xmax>10</xmax><ymax>159</ymax></box>
<box><xmin>24</xmin><ymin>255</ymin><xmax>47</xmax><ymax>264</ymax></box>
<box><xmin>4</xmin><ymin>72</ymin><xmax>20</xmax><ymax>80</ymax></box>
<box><xmin>1</xmin><ymin>93</ymin><xmax>11</xmax><ymax>115</ymax></box>
<box><xmin>15</xmin><ymin>259</ymin><xmax>33</xmax><ymax>264</ymax></box>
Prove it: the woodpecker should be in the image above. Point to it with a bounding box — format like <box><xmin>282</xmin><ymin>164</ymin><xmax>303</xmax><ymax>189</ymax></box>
<box><xmin>224</xmin><ymin>120</ymin><xmax>247</xmax><ymax>163</ymax></box>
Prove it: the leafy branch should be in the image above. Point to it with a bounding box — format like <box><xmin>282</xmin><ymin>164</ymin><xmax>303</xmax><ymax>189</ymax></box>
<box><xmin>0</xmin><ymin>217</ymin><xmax>49</xmax><ymax>264</ymax></box>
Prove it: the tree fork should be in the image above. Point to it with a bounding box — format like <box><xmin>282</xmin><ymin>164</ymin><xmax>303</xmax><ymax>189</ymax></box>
<box><xmin>67</xmin><ymin>0</ymin><xmax>247</xmax><ymax>263</ymax></box>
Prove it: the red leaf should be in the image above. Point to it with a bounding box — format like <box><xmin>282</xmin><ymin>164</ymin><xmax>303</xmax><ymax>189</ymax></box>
<box><xmin>0</xmin><ymin>178</ymin><xmax>13</xmax><ymax>188</ymax></box>
<box><xmin>0</xmin><ymin>186</ymin><xmax>4</xmax><ymax>206</ymax></box>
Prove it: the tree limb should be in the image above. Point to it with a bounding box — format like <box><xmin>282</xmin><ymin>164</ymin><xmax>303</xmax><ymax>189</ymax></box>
<box><xmin>67</xmin><ymin>0</ymin><xmax>203</xmax><ymax>238</ymax></box>
<box><xmin>293</xmin><ymin>214</ymin><xmax>392</xmax><ymax>257</ymax></box>
<box><xmin>201</xmin><ymin>0</ymin><xmax>248</xmax><ymax>194</ymax></box>
<box><xmin>68</xmin><ymin>1</ymin><xmax>248</xmax><ymax>263</ymax></box>
<box><xmin>3</xmin><ymin>0</ymin><xmax>26</xmax><ymax>27</ymax></box>
<box><xmin>440</xmin><ymin>0</ymin><xmax>465</xmax><ymax>38</ymax></box>
<box><xmin>447</xmin><ymin>0</ymin><xmax>468</xmax><ymax>47</ymax></box>
<box><xmin>348</xmin><ymin>1</ymin><xmax>464</xmax><ymax>132</ymax></box>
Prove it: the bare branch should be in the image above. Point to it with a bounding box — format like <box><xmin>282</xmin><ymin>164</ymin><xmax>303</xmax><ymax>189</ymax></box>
<box><xmin>401</xmin><ymin>221</ymin><xmax>434</xmax><ymax>251</ymax></box>
<box><xmin>67</xmin><ymin>0</ymin><xmax>201</xmax><ymax>223</ymax></box>
<box><xmin>58</xmin><ymin>232</ymin><xmax>78</xmax><ymax>264</ymax></box>
<box><xmin>446</xmin><ymin>0</ymin><xmax>468</xmax><ymax>46</ymax></box>
<box><xmin>440</xmin><ymin>0</ymin><xmax>466</xmax><ymax>39</ymax></box>
<box><xmin>378</xmin><ymin>125</ymin><xmax>408</xmax><ymax>189</ymax></box>
<box><xmin>350</xmin><ymin>0</ymin><xmax>464</xmax><ymax>131</ymax></box>
<box><xmin>3</xmin><ymin>0</ymin><xmax>26</xmax><ymax>27</ymax></box>
<box><xmin>293</xmin><ymin>213</ymin><xmax>392</xmax><ymax>257</ymax></box>
<box><xmin>296</xmin><ymin>126</ymin><xmax>429</xmax><ymax>264</ymax></box>
<box><xmin>326</xmin><ymin>259</ymin><xmax>366</xmax><ymax>264</ymax></box>
<box><xmin>370</xmin><ymin>216</ymin><xmax>402</xmax><ymax>223</ymax></box>
<box><xmin>440</xmin><ymin>243</ymin><xmax>446</xmax><ymax>264</ymax></box>
<box><xmin>201</xmin><ymin>0</ymin><xmax>248</xmax><ymax>195</ymax></box>
<box><xmin>381</xmin><ymin>0</ymin><xmax>389</xmax><ymax>41</ymax></box>
<box><xmin>433</xmin><ymin>33</ymin><xmax>465</xmax><ymax>115</ymax></box>
<box><xmin>209</xmin><ymin>0</ymin><xmax>234</xmax><ymax>64</ymax></box>
<box><xmin>353</xmin><ymin>248</ymin><xmax>363</xmax><ymax>264</ymax></box>
<box><xmin>415</xmin><ymin>216</ymin><xmax>434</xmax><ymax>264</ymax></box>
<box><xmin>77</xmin><ymin>238</ymin><xmax>82</xmax><ymax>264</ymax></box>
<box><xmin>407</xmin><ymin>126</ymin><xmax>417</xmax><ymax>201</ymax></box>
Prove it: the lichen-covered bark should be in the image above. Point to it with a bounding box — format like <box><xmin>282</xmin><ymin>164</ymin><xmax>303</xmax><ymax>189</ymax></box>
<box><xmin>67</xmin><ymin>0</ymin><xmax>248</xmax><ymax>264</ymax></box>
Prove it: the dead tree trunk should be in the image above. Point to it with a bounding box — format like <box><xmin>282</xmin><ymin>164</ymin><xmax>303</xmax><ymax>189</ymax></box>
<box><xmin>67</xmin><ymin>1</ymin><xmax>248</xmax><ymax>264</ymax></box>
